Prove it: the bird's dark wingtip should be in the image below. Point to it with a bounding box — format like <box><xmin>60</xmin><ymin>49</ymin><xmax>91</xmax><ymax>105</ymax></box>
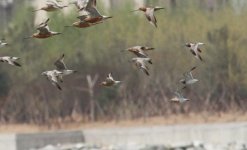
<box><xmin>13</xmin><ymin>62</ymin><xmax>21</xmax><ymax>67</ymax></box>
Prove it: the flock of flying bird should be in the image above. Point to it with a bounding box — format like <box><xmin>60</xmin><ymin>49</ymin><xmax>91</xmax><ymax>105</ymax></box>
<box><xmin>0</xmin><ymin>0</ymin><xmax>206</xmax><ymax>103</ymax></box>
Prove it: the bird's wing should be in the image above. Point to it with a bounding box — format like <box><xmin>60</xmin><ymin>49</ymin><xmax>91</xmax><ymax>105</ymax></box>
<box><xmin>54</xmin><ymin>54</ymin><xmax>66</xmax><ymax>71</ymax></box>
<box><xmin>37</xmin><ymin>25</ymin><xmax>50</xmax><ymax>35</ymax></box>
<box><xmin>76</xmin><ymin>0</ymin><xmax>90</xmax><ymax>10</ymax></box>
<box><xmin>187</xmin><ymin>67</ymin><xmax>196</xmax><ymax>79</ymax></box>
<box><xmin>0</xmin><ymin>38</ymin><xmax>5</xmax><ymax>43</ymax></box>
<box><xmin>145</xmin><ymin>8</ymin><xmax>157</xmax><ymax>27</ymax></box>
<box><xmin>189</xmin><ymin>72</ymin><xmax>194</xmax><ymax>79</ymax></box>
<box><xmin>197</xmin><ymin>48</ymin><xmax>202</xmax><ymax>53</ymax></box>
<box><xmin>135</xmin><ymin>61</ymin><xmax>142</xmax><ymax>68</ymax></box>
<box><xmin>197</xmin><ymin>54</ymin><xmax>203</xmax><ymax>61</ymax></box>
<box><xmin>46</xmin><ymin>0</ymin><xmax>59</xmax><ymax>7</ymax></box>
<box><xmin>191</xmin><ymin>66</ymin><xmax>197</xmax><ymax>71</ymax></box>
<box><xmin>86</xmin><ymin>0</ymin><xmax>96</xmax><ymax>8</ymax></box>
<box><xmin>52</xmin><ymin>81</ymin><xmax>62</xmax><ymax>90</ymax></box>
<box><xmin>190</xmin><ymin>49</ymin><xmax>197</xmax><ymax>56</ymax></box>
<box><xmin>77</xmin><ymin>15</ymin><xmax>89</xmax><ymax>21</ymax></box>
<box><xmin>141</xmin><ymin>58</ymin><xmax>152</xmax><ymax>63</ymax></box>
<box><xmin>194</xmin><ymin>43</ymin><xmax>204</xmax><ymax>52</ymax></box>
<box><xmin>107</xmin><ymin>73</ymin><xmax>114</xmax><ymax>80</ymax></box>
<box><xmin>138</xmin><ymin>50</ymin><xmax>148</xmax><ymax>57</ymax></box>
<box><xmin>140</xmin><ymin>60</ymin><xmax>149</xmax><ymax>70</ymax></box>
<box><xmin>141</xmin><ymin>67</ymin><xmax>149</xmax><ymax>76</ymax></box>
<box><xmin>174</xmin><ymin>91</ymin><xmax>180</xmax><ymax>98</ymax></box>
<box><xmin>6</xmin><ymin>58</ymin><xmax>14</xmax><ymax>65</ymax></box>
<box><xmin>51</xmin><ymin>73</ymin><xmax>59</xmax><ymax>83</ymax></box>
<box><xmin>38</xmin><ymin>18</ymin><xmax>50</xmax><ymax>27</ymax></box>
<box><xmin>87</xmin><ymin>7</ymin><xmax>101</xmax><ymax>17</ymax></box>
<box><xmin>136</xmin><ymin>60</ymin><xmax>149</xmax><ymax>76</ymax></box>
<box><xmin>183</xmin><ymin>71</ymin><xmax>190</xmax><ymax>79</ymax></box>
<box><xmin>13</xmin><ymin>61</ymin><xmax>21</xmax><ymax>67</ymax></box>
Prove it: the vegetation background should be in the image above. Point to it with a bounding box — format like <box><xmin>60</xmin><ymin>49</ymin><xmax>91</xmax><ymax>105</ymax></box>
<box><xmin>0</xmin><ymin>0</ymin><xmax>246</xmax><ymax>126</ymax></box>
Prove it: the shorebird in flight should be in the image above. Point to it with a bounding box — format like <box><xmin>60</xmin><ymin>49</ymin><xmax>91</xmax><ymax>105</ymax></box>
<box><xmin>180</xmin><ymin>66</ymin><xmax>198</xmax><ymax>87</ymax></box>
<box><xmin>66</xmin><ymin>0</ymin><xmax>106</xmax><ymax>28</ymax></box>
<box><xmin>24</xmin><ymin>18</ymin><xmax>62</xmax><ymax>39</ymax></box>
<box><xmin>170</xmin><ymin>89</ymin><xmax>189</xmax><ymax>103</ymax></box>
<box><xmin>131</xmin><ymin>57</ymin><xmax>152</xmax><ymax>76</ymax></box>
<box><xmin>132</xmin><ymin>6</ymin><xmax>164</xmax><ymax>28</ymax></box>
<box><xmin>185</xmin><ymin>42</ymin><xmax>205</xmax><ymax>61</ymax></box>
<box><xmin>65</xmin><ymin>18</ymin><xmax>102</xmax><ymax>28</ymax></box>
<box><xmin>101</xmin><ymin>73</ymin><xmax>121</xmax><ymax>87</ymax></box>
<box><xmin>0</xmin><ymin>56</ymin><xmax>21</xmax><ymax>67</ymax></box>
<box><xmin>0</xmin><ymin>39</ymin><xmax>9</xmax><ymax>48</ymax></box>
<box><xmin>42</xmin><ymin>70</ymin><xmax>63</xmax><ymax>90</ymax></box>
<box><xmin>54</xmin><ymin>53</ymin><xmax>77</xmax><ymax>82</ymax></box>
<box><xmin>77</xmin><ymin>0</ymin><xmax>112</xmax><ymax>24</ymax></box>
<box><xmin>123</xmin><ymin>46</ymin><xmax>154</xmax><ymax>59</ymax></box>
<box><xmin>33</xmin><ymin>0</ymin><xmax>68</xmax><ymax>12</ymax></box>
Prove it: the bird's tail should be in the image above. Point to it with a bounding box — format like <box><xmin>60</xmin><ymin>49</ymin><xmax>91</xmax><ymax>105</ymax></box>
<box><xmin>64</xmin><ymin>25</ymin><xmax>73</xmax><ymax>28</ymax></box>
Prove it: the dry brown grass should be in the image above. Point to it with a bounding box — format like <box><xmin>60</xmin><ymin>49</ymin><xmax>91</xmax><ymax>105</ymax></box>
<box><xmin>0</xmin><ymin>111</ymin><xmax>246</xmax><ymax>133</ymax></box>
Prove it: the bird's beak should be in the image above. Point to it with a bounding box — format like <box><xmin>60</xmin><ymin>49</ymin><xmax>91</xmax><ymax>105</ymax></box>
<box><xmin>56</xmin><ymin>32</ymin><xmax>62</xmax><ymax>35</ymax></box>
<box><xmin>131</xmin><ymin>9</ymin><xmax>139</xmax><ymax>12</ymax></box>
<box><xmin>121</xmin><ymin>49</ymin><xmax>127</xmax><ymax>52</ymax></box>
<box><xmin>23</xmin><ymin>36</ymin><xmax>32</xmax><ymax>40</ymax></box>
<box><xmin>185</xmin><ymin>44</ymin><xmax>190</xmax><ymax>47</ymax></box>
<box><xmin>64</xmin><ymin>25</ymin><xmax>73</xmax><ymax>28</ymax></box>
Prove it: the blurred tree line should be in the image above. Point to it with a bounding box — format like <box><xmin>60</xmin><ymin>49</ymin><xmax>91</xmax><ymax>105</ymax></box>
<box><xmin>0</xmin><ymin>0</ymin><xmax>247</xmax><ymax>125</ymax></box>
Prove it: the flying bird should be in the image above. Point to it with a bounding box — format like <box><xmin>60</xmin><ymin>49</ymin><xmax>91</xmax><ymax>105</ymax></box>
<box><xmin>180</xmin><ymin>66</ymin><xmax>199</xmax><ymax>87</ymax></box>
<box><xmin>185</xmin><ymin>42</ymin><xmax>205</xmax><ymax>61</ymax></box>
<box><xmin>24</xmin><ymin>18</ymin><xmax>62</xmax><ymax>39</ymax></box>
<box><xmin>123</xmin><ymin>46</ymin><xmax>154</xmax><ymax>63</ymax></box>
<box><xmin>101</xmin><ymin>73</ymin><xmax>121</xmax><ymax>87</ymax></box>
<box><xmin>170</xmin><ymin>89</ymin><xmax>190</xmax><ymax>103</ymax></box>
<box><xmin>65</xmin><ymin>18</ymin><xmax>102</xmax><ymax>28</ymax></box>
<box><xmin>54</xmin><ymin>53</ymin><xmax>77</xmax><ymax>82</ymax></box>
<box><xmin>132</xmin><ymin>6</ymin><xmax>164</xmax><ymax>28</ymax></box>
<box><xmin>77</xmin><ymin>0</ymin><xmax>112</xmax><ymax>24</ymax></box>
<box><xmin>131</xmin><ymin>57</ymin><xmax>152</xmax><ymax>76</ymax></box>
<box><xmin>42</xmin><ymin>70</ymin><xmax>63</xmax><ymax>90</ymax></box>
<box><xmin>0</xmin><ymin>56</ymin><xmax>21</xmax><ymax>67</ymax></box>
<box><xmin>0</xmin><ymin>39</ymin><xmax>9</xmax><ymax>48</ymax></box>
<box><xmin>33</xmin><ymin>0</ymin><xmax>68</xmax><ymax>12</ymax></box>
